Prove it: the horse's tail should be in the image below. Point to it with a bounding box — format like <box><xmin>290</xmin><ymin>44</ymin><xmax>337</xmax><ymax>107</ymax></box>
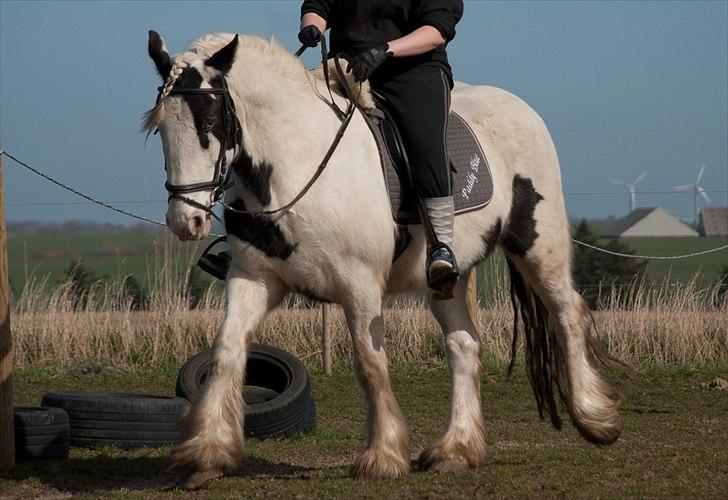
<box><xmin>505</xmin><ymin>256</ymin><xmax>623</xmax><ymax>443</ymax></box>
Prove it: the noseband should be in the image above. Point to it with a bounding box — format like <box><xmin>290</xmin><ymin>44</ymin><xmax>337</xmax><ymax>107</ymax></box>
<box><xmin>159</xmin><ymin>78</ymin><xmax>239</xmax><ymax>216</ymax></box>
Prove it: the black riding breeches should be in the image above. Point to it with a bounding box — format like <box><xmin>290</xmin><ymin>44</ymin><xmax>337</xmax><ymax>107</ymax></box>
<box><xmin>369</xmin><ymin>63</ymin><xmax>452</xmax><ymax>199</ymax></box>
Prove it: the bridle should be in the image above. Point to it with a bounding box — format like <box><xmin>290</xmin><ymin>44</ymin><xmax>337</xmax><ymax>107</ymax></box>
<box><xmin>154</xmin><ymin>38</ymin><xmax>359</xmax><ymax>223</ymax></box>
<box><xmin>158</xmin><ymin>77</ymin><xmax>239</xmax><ymax>217</ymax></box>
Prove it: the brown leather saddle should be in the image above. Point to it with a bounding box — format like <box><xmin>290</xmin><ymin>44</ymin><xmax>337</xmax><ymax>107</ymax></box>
<box><xmin>362</xmin><ymin>91</ymin><xmax>493</xmax><ymax>226</ymax></box>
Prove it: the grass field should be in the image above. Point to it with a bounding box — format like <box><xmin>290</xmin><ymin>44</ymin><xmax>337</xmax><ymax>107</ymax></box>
<box><xmin>2</xmin><ymin>363</ymin><xmax>726</xmax><ymax>497</ymax></box>
<box><xmin>621</xmin><ymin>236</ymin><xmax>728</xmax><ymax>284</ymax></box>
<box><xmin>8</xmin><ymin>229</ymin><xmax>727</xmax><ymax>304</ymax></box>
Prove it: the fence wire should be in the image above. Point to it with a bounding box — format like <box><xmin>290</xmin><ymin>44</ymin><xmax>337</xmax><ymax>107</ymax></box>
<box><xmin>2</xmin><ymin>149</ymin><xmax>727</xmax><ymax>261</ymax></box>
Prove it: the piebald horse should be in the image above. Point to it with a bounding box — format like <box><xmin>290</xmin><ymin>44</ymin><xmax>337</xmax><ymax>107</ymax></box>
<box><xmin>144</xmin><ymin>31</ymin><xmax>621</xmax><ymax>489</ymax></box>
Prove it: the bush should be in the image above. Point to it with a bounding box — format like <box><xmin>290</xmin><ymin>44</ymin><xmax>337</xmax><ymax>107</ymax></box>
<box><xmin>572</xmin><ymin>220</ymin><xmax>647</xmax><ymax>308</ymax></box>
<box><xmin>60</xmin><ymin>258</ymin><xmax>104</xmax><ymax>310</ymax></box>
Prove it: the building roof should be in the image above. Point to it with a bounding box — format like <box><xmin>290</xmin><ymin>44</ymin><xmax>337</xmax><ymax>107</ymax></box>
<box><xmin>602</xmin><ymin>207</ymin><xmax>699</xmax><ymax>237</ymax></box>
<box><xmin>601</xmin><ymin>208</ymin><xmax>655</xmax><ymax>237</ymax></box>
<box><xmin>698</xmin><ymin>207</ymin><xmax>728</xmax><ymax>236</ymax></box>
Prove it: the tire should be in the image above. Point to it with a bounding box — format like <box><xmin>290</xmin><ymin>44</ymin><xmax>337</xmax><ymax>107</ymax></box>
<box><xmin>14</xmin><ymin>407</ymin><xmax>70</xmax><ymax>460</ymax></box>
<box><xmin>176</xmin><ymin>344</ymin><xmax>316</xmax><ymax>438</ymax></box>
<box><xmin>40</xmin><ymin>392</ymin><xmax>190</xmax><ymax>448</ymax></box>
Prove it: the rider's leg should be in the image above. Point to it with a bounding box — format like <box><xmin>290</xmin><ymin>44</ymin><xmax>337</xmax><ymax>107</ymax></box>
<box><xmin>370</xmin><ymin>64</ymin><xmax>457</xmax><ymax>298</ymax></box>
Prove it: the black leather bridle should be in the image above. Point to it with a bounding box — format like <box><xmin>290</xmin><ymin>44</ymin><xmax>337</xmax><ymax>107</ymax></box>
<box><xmin>159</xmin><ymin>78</ymin><xmax>239</xmax><ymax>216</ymax></box>
<box><xmin>154</xmin><ymin>40</ymin><xmax>359</xmax><ymax>222</ymax></box>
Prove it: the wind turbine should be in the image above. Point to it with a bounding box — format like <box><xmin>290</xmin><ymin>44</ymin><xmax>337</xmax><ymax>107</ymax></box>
<box><xmin>674</xmin><ymin>165</ymin><xmax>711</xmax><ymax>224</ymax></box>
<box><xmin>611</xmin><ymin>171</ymin><xmax>648</xmax><ymax>213</ymax></box>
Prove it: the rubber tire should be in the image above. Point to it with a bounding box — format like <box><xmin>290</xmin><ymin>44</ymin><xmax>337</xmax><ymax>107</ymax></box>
<box><xmin>175</xmin><ymin>344</ymin><xmax>316</xmax><ymax>438</ymax></box>
<box><xmin>14</xmin><ymin>407</ymin><xmax>70</xmax><ymax>460</ymax></box>
<box><xmin>40</xmin><ymin>392</ymin><xmax>190</xmax><ymax>448</ymax></box>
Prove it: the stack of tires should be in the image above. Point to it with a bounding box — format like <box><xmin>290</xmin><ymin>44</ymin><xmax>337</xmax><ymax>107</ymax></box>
<box><xmin>13</xmin><ymin>407</ymin><xmax>70</xmax><ymax>461</ymax></box>
<box><xmin>14</xmin><ymin>343</ymin><xmax>315</xmax><ymax>459</ymax></box>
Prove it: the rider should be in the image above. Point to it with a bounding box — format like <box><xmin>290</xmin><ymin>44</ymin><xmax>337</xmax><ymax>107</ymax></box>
<box><xmin>299</xmin><ymin>0</ymin><xmax>464</xmax><ymax>298</ymax></box>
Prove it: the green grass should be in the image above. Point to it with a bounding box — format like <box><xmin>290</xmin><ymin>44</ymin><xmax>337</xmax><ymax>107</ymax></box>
<box><xmin>7</xmin><ymin>229</ymin><xmax>727</xmax><ymax>305</ymax></box>
<box><xmin>2</xmin><ymin>362</ymin><xmax>726</xmax><ymax>497</ymax></box>
<box><xmin>621</xmin><ymin>236</ymin><xmax>728</xmax><ymax>285</ymax></box>
<box><xmin>7</xmin><ymin>231</ymin><xmax>158</xmax><ymax>294</ymax></box>
<box><xmin>6</xmin><ymin>231</ymin><xmax>215</xmax><ymax>299</ymax></box>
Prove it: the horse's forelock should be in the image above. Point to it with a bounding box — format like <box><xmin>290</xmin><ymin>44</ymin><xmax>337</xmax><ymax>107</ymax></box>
<box><xmin>141</xmin><ymin>33</ymin><xmax>304</xmax><ymax>133</ymax></box>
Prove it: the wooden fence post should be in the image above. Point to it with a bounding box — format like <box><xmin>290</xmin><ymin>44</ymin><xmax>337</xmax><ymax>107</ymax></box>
<box><xmin>467</xmin><ymin>268</ymin><xmax>478</xmax><ymax>317</ymax></box>
<box><xmin>321</xmin><ymin>303</ymin><xmax>332</xmax><ymax>375</ymax></box>
<box><xmin>0</xmin><ymin>154</ymin><xmax>15</xmax><ymax>470</ymax></box>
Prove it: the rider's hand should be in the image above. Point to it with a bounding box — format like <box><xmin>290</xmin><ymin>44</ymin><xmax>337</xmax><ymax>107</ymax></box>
<box><xmin>298</xmin><ymin>25</ymin><xmax>323</xmax><ymax>47</ymax></box>
<box><xmin>346</xmin><ymin>44</ymin><xmax>393</xmax><ymax>82</ymax></box>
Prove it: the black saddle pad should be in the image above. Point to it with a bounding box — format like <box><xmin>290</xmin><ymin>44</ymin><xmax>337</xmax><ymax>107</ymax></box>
<box><xmin>364</xmin><ymin>108</ymin><xmax>493</xmax><ymax>225</ymax></box>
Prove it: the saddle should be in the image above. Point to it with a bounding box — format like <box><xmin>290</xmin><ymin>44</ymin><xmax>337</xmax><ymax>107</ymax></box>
<box><xmin>362</xmin><ymin>91</ymin><xmax>493</xmax><ymax>225</ymax></box>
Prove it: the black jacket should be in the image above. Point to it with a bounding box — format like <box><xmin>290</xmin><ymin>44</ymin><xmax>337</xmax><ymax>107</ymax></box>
<box><xmin>301</xmin><ymin>0</ymin><xmax>463</xmax><ymax>81</ymax></box>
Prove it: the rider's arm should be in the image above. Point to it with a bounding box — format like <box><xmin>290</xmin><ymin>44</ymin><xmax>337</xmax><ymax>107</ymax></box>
<box><xmin>300</xmin><ymin>0</ymin><xmax>330</xmax><ymax>31</ymax></box>
<box><xmin>388</xmin><ymin>0</ymin><xmax>463</xmax><ymax>57</ymax></box>
<box><xmin>387</xmin><ymin>26</ymin><xmax>446</xmax><ymax>58</ymax></box>
<box><xmin>301</xmin><ymin>12</ymin><xmax>327</xmax><ymax>32</ymax></box>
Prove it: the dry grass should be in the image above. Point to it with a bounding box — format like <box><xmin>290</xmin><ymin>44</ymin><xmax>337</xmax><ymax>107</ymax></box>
<box><xmin>9</xmin><ymin>250</ymin><xmax>727</xmax><ymax>369</ymax></box>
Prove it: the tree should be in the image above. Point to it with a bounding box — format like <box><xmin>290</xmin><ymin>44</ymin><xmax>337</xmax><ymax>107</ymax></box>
<box><xmin>716</xmin><ymin>264</ymin><xmax>728</xmax><ymax>308</ymax></box>
<box><xmin>120</xmin><ymin>274</ymin><xmax>148</xmax><ymax>311</ymax></box>
<box><xmin>60</xmin><ymin>258</ymin><xmax>104</xmax><ymax>309</ymax></box>
<box><xmin>572</xmin><ymin>220</ymin><xmax>647</xmax><ymax>308</ymax></box>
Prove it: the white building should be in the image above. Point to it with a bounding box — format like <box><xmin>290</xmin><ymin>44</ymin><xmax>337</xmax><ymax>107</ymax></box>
<box><xmin>601</xmin><ymin>207</ymin><xmax>698</xmax><ymax>238</ymax></box>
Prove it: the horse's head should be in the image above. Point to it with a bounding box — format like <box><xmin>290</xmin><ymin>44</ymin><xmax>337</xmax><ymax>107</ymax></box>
<box><xmin>144</xmin><ymin>30</ymin><xmax>241</xmax><ymax>241</ymax></box>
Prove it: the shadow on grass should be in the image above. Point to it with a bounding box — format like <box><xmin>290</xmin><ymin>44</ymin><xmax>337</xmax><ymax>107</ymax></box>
<box><xmin>2</xmin><ymin>453</ymin><xmax>322</xmax><ymax>494</ymax></box>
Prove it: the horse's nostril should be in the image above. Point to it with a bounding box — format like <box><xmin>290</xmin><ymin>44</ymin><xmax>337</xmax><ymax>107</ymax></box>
<box><xmin>192</xmin><ymin>215</ymin><xmax>205</xmax><ymax>230</ymax></box>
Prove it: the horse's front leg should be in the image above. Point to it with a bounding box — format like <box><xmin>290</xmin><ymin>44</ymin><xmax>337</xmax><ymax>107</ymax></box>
<box><xmin>419</xmin><ymin>269</ymin><xmax>486</xmax><ymax>470</ymax></box>
<box><xmin>170</xmin><ymin>266</ymin><xmax>285</xmax><ymax>489</ymax></box>
<box><xmin>342</xmin><ymin>276</ymin><xmax>410</xmax><ymax>479</ymax></box>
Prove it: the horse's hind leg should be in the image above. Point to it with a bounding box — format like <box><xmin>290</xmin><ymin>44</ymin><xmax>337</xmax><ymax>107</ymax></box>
<box><xmin>502</xmin><ymin>175</ymin><xmax>622</xmax><ymax>444</ymax></box>
<box><xmin>419</xmin><ymin>269</ymin><xmax>486</xmax><ymax>470</ymax></box>
<box><xmin>170</xmin><ymin>266</ymin><xmax>285</xmax><ymax>489</ymax></box>
<box><xmin>341</xmin><ymin>273</ymin><xmax>410</xmax><ymax>479</ymax></box>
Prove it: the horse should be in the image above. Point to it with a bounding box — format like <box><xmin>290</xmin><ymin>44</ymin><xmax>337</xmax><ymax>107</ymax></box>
<box><xmin>143</xmin><ymin>31</ymin><xmax>622</xmax><ymax>489</ymax></box>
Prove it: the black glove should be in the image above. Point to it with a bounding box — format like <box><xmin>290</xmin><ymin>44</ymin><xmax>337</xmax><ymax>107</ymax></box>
<box><xmin>298</xmin><ymin>25</ymin><xmax>323</xmax><ymax>47</ymax></box>
<box><xmin>346</xmin><ymin>43</ymin><xmax>392</xmax><ymax>82</ymax></box>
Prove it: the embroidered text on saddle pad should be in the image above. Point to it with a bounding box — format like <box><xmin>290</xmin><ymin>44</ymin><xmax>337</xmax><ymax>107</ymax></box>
<box><xmin>370</xmin><ymin>110</ymin><xmax>493</xmax><ymax>225</ymax></box>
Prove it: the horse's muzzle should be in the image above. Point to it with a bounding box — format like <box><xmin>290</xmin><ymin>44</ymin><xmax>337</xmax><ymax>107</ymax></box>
<box><xmin>166</xmin><ymin>212</ymin><xmax>212</xmax><ymax>241</ymax></box>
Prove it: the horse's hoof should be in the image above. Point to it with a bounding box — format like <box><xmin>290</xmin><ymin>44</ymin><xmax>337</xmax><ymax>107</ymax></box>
<box><xmin>181</xmin><ymin>469</ymin><xmax>223</xmax><ymax>490</ymax></box>
<box><xmin>418</xmin><ymin>441</ymin><xmax>485</xmax><ymax>472</ymax></box>
<box><xmin>350</xmin><ymin>448</ymin><xmax>410</xmax><ymax>480</ymax></box>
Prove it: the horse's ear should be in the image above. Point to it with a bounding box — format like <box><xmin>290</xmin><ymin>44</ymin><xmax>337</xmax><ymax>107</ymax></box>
<box><xmin>148</xmin><ymin>30</ymin><xmax>171</xmax><ymax>79</ymax></box>
<box><xmin>205</xmin><ymin>34</ymin><xmax>239</xmax><ymax>74</ymax></box>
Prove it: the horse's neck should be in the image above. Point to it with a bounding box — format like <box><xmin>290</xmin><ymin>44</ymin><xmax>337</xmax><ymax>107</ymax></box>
<box><xmin>228</xmin><ymin>64</ymin><xmax>349</xmax><ymax>205</ymax></box>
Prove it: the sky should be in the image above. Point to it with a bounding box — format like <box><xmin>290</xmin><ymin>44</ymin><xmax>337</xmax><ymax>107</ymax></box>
<box><xmin>1</xmin><ymin>0</ymin><xmax>726</xmax><ymax>225</ymax></box>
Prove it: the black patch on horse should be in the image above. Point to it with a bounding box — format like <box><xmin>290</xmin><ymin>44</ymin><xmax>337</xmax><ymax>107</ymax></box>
<box><xmin>481</xmin><ymin>218</ymin><xmax>502</xmax><ymax>258</ymax></box>
<box><xmin>231</xmin><ymin>153</ymin><xmax>273</xmax><ymax>206</ymax></box>
<box><xmin>224</xmin><ymin>198</ymin><xmax>296</xmax><ymax>259</ymax></box>
<box><xmin>502</xmin><ymin>176</ymin><xmax>544</xmax><ymax>257</ymax></box>
<box><xmin>174</xmin><ymin>71</ymin><xmax>240</xmax><ymax>151</ymax></box>
<box><xmin>393</xmin><ymin>224</ymin><xmax>411</xmax><ymax>262</ymax></box>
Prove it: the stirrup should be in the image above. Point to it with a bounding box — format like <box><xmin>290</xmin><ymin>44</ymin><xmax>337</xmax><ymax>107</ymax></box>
<box><xmin>197</xmin><ymin>236</ymin><xmax>231</xmax><ymax>281</ymax></box>
<box><xmin>426</xmin><ymin>242</ymin><xmax>459</xmax><ymax>300</ymax></box>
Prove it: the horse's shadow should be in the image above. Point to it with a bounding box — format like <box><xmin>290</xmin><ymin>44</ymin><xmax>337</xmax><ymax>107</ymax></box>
<box><xmin>2</xmin><ymin>454</ymin><xmax>322</xmax><ymax>494</ymax></box>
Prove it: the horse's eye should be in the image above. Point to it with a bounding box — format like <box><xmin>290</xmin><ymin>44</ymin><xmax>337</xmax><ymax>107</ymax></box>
<box><xmin>206</xmin><ymin>119</ymin><xmax>216</xmax><ymax>132</ymax></box>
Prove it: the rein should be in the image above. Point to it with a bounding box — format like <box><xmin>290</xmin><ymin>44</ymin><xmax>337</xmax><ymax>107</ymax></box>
<box><xmin>157</xmin><ymin>38</ymin><xmax>360</xmax><ymax>222</ymax></box>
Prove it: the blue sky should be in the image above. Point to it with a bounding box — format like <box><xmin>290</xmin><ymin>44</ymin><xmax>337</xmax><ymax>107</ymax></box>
<box><xmin>1</xmin><ymin>0</ymin><xmax>726</xmax><ymax>224</ymax></box>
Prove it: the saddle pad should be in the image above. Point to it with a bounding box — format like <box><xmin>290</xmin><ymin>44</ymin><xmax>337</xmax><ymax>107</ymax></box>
<box><xmin>367</xmin><ymin>110</ymin><xmax>493</xmax><ymax>225</ymax></box>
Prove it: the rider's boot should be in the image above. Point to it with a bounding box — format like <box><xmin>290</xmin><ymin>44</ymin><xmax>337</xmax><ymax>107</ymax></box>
<box><xmin>420</xmin><ymin>196</ymin><xmax>459</xmax><ymax>300</ymax></box>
